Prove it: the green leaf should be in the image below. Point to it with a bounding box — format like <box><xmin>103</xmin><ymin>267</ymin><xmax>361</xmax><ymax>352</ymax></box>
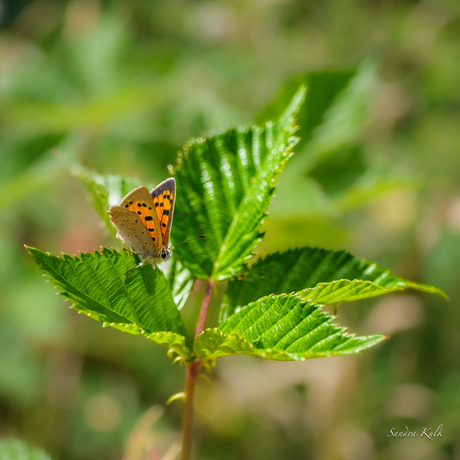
<box><xmin>298</xmin><ymin>278</ymin><xmax>430</xmax><ymax>305</ymax></box>
<box><xmin>172</xmin><ymin>87</ymin><xmax>306</xmax><ymax>281</ymax></box>
<box><xmin>26</xmin><ymin>246</ymin><xmax>192</xmax><ymax>360</ymax></box>
<box><xmin>0</xmin><ymin>439</ymin><xmax>51</xmax><ymax>460</ymax></box>
<box><xmin>165</xmin><ymin>256</ymin><xmax>195</xmax><ymax>311</ymax></box>
<box><xmin>260</xmin><ymin>70</ymin><xmax>356</xmax><ymax>152</ymax></box>
<box><xmin>302</xmin><ymin>64</ymin><xmax>372</xmax><ymax>165</ymax></box>
<box><xmin>223</xmin><ymin>247</ymin><xmax>447</xmax><ymax>319</ymax></box>
<box><xmin>195</xmin><ymin>293</ymin><xmax>384</xmax><ymax>361</ymax></box>
<box><xmin>75</xmin><ymin>167</ymin><xmax>141</xmax><ymax>234</ymax></box>
<box><xmin>308</xmin><ymin>144</ymin><xmax>367</xmax><ymax>198</ymax></box>
<box><xmin>268</xmin><ymin>63</ymin><xmax>378</xmax><ymax>218</ymax></box>
<box><xmin>260</xmin><ymin>64</ymin><xmax>373</xmax><ymax>168</ymax></box>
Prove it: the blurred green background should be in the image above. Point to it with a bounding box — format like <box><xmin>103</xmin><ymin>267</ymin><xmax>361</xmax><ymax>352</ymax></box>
<box><xmin>1</xmin><ymin>1</ymin><xmax>459</xmax><ymax>459</ymax></box>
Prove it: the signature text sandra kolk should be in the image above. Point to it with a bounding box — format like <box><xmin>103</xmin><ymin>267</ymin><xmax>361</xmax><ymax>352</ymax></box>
<box><xmin>387</xmin><ymin>424</ymin><xmax>443</xmax><ymax>439</ymax></box>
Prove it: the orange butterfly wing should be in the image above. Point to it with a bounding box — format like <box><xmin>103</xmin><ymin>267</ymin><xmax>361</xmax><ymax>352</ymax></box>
<box><xmin>118</xmin><ymin>186</ymin><xmax>162</xmax><ymax>253</ymax></box>
<box><xmin>150</xmin><ymin>178</ymin><xmax>176</xmax><ymax>248</ymax></box>
<box><xmin>108</xmin><ymin>206</ymin><xmax>158</xmax><ymax>259</ymax></box>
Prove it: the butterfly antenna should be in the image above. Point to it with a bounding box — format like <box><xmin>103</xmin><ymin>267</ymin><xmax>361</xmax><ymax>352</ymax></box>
<box><xmin>170</xmin><ymin>234</ymin><xmax>206</xmax><ymax>248</ymax></box>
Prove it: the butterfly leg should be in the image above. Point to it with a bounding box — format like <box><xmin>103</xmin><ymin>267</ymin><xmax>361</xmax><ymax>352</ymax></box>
<box><xmin>124</xmin><ymin>259</ymin><xmax>151</xmax><ymax>275</ymax></box>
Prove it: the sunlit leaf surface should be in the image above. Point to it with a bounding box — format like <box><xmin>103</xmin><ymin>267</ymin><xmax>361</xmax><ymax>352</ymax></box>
<box><xmin>26</xmin><ymin>246</ymin><xmax>192</xmax><ymax>360</ymax></box>
<box><xmin>223</xmin><ymin>247</ymin><xmax>447</xmax><ymax>319</ymax></box>
<box><xmin>196</xmin><ymin>293</ymin><xmax>384</xmax><ymax>361</ymax></box>
<box><xmin>172</xmin><ymin>89</ymin><xmax>306</xmax><ymax>281</ymax></box>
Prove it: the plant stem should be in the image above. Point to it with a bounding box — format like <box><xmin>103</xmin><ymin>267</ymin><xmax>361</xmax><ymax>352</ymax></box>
<box><xmin>181</xmin><ymin>280</ymin><xmax>214</xmax><ymax>460</ymax></box>
<box><xmin>195</xmin><ymin>280</ymin><xmax>214</xmax><ymax>339</ymax></box>
<box><xmin>181</xmin><ymin>359</ymin><xmax>199</xmax><ymax>460</ymax></box>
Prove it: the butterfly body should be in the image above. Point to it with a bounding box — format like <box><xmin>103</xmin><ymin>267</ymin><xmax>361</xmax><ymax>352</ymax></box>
<box><xmin>109</xmin><ymin>178</ymin><xmax>176</xmax><ymax>267</ymax></box>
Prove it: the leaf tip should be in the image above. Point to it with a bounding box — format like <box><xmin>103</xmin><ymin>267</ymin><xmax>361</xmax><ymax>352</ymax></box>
<box><xmin>166</xmin><ymin>392</ymin><xmax>185</xmax><ymax>405</ymax></box>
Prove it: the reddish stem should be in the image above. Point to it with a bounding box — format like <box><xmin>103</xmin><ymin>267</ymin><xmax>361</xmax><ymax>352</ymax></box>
<box><xmin>180</xmin><ymin>359</ymin><xmax>200</xmax><ymax>460</ymax></box>
<box><xmin>181</xmin><ymin>280</ymin><xmax>214</xmax><ymax>460</ymax></box>
<box><xmin>195</xmin><ymin>280</ymin><xmax>214</xmax><ymax>339</ymax></box>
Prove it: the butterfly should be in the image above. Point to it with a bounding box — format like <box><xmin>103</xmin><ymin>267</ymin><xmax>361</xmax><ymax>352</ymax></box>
<box><xmin>109</xmin><ymin>178</ymin><xmax>176</xmax><ymax>269</ymax></box>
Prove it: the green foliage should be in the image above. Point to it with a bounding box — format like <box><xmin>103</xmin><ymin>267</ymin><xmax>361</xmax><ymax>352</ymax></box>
<box><xmin>260</xmin><ymin>69</ymin><xmax>360</xmax><ymax>159</ymax></box>
<box><xmin>222</xmin><ymin>247</ymin><xmax>447</xmax><ymax>320</ymax></box>
<box><xmin>265</xmin><ymin>63</ymin><xmax>410</xmax><ymax>228</ymax></box>
<box><xmin>76</xmin><ymin>168</ymin><xmax>141</xmax><ymax>233</ymax></box>
<box><xmin>3</xmin><ymin>3</ymin><xmax>458</xmax><ymax>460</ymax></box>
<box><xmin>196</xmin><ymin>294</ymin><xmax>385</xmax><ymax>361</ymax></box>
<box><xmin>27</xmin><ymin>86</ymin><xmax>445</xmax><ymax>368</ymax></box>
<box><xmin>171</xmin><ymin>88</ymin><xmax>305</xmax><ymax>280</ymax></box>
<box><xmin>26</xmin><ymin>246</ymin><xmax>191</xmax><ymax>360</ymax></box>
<box><xmin>26</xmin><ymin>244</ymin><xmax>387</xmax><ymax>363</ymax></box>
<box><xmin>166</xmin><ymin>257</ymin><xmax>195</xmax><ymax>311</ymax></box>
<box><xmin>0</xmin><ymin>440</ymin><xmax>51</xmax><ymax>460</ymax></box>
